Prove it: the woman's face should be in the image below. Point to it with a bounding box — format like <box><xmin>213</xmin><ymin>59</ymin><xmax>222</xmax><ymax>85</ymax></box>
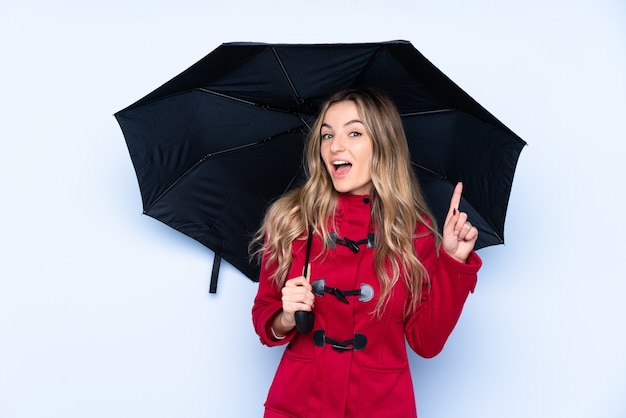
<box><xmin>320</xmin><ymin>100</ymin><xmax>373</xmax><ymax>195</ymax></box>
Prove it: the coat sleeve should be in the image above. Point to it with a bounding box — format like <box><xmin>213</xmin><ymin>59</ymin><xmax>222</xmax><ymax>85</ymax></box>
<box><xmin>404</xmin><ymin>224</ymin><xmax>482</xmax><ymax>358</ymax></box>
<box><xmin>251</xmin><ymin>250</ymin><xmax>297</xmax><ymax>347</ymax></box>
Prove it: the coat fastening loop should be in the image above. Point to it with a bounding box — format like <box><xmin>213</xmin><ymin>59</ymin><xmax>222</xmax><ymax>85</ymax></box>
<box><xmin>328</xmin><ymin>232</ymin><xmax>376</xmax><ymax>250</ymax></box>
<box><xmin>312</xmin><ymin>279</ymin><xmax>374</xmax><ymax>303</ymax></box>
<box><xmin>313</xmin><ymin>330</ymin><xmax>367</xmax><ymax>352</ymax></box>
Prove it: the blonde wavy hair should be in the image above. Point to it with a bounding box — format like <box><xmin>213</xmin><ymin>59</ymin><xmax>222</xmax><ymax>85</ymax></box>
<box><xmin>252</xmin><ymin>88</ymin><xmax>440</xmax><ymax>317</ymax></box>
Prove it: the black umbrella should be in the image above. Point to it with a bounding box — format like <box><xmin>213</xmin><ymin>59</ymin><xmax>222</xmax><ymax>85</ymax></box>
<box><xmin>115</xmin><ymin>40</ymin><xmax>525</xmax><ymax>292</ymax></box>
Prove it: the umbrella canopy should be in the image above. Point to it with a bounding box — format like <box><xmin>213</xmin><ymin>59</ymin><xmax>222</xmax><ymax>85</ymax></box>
<box><xmin>115</xmin><ymin>40</ymin><xmax>525</xmax><ymax>291</ymax></box>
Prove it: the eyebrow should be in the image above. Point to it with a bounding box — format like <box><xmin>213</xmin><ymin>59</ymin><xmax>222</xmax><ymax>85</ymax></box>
<box><xmin>321</xmin><ymin>119</ymin><xmax>364</xmax><ymax>129</ymax></box>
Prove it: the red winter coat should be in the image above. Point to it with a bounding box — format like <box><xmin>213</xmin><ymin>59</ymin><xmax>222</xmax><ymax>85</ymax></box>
<box><xmin>252</xmin><ymin>193</ymin><xmax>481</xmax><ymax>418</ymax></box>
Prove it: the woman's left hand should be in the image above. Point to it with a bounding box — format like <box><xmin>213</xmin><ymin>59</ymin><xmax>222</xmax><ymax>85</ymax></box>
<box><xmin>442</xmin><ymin>182</ymin><xmax>479</xmax><ymax>263</ymax></box>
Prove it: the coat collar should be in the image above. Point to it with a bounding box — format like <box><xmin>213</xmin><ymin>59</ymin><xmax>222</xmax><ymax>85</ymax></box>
<box><xmin>335</xmin><ymin>193</ymin><xmax>373</xmax><ymax>234</ymax></box>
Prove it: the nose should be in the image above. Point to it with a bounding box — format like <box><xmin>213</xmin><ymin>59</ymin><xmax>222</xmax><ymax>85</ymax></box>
<box><xmin>329</xmin><ymin>135</ymin><xmax>345</xmax><ymax>153</ymax></box>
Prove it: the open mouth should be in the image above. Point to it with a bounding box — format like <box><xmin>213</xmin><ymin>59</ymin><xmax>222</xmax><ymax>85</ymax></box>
<box><xmin>332</xmin><ymin>160</ymin><xmax>352</xmax><ymax>175</ymax></box>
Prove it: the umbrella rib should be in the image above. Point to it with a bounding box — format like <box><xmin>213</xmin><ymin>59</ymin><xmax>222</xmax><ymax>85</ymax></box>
<box><xmin>270</xmin><ymin>47</ymin><xmax>303</xmax><ymax>105</ymax></box>
<box><xmin>143</xmin><ymin>129</ymin><xmax>307</xmax><ymax>213</ymax></box>
<box><xmin>410</xmin><ymin>161</ymin><xmax>447</xmax><ymax>180</ymax></box>
<box><xmin>281</xmin><ymin>166</ymin><xmax>305</xmax><ymax>195</ymax></box>
<box><xmin>194</xmin><ymin>87</ymin><xmax>313</xmax><ymax>129</ymax></box>
<box><xmin>400</xmin><ymin>108</ymin><xmax>455</xmax><ymax>117</ymax></box>
<box><xmin>195</xmin><ymin>87</ymin><xmax>260</xmax><ymax>107</ymax></box>
<box><xmin>143</xmin><ymin>142</ymin><xmax>264</xmax><ymax>213</ymax></box>
<box><xmin>349</xmin><ymin>46</ymin><xmax>385</xmax><ymax>88</ymax></box>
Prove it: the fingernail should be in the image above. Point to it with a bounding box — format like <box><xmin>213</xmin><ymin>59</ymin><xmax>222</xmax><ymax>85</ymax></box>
<box><xmin>453</xmin><ymin>208</ymin><xmax>457</xmax><ymax>216</ymax></box>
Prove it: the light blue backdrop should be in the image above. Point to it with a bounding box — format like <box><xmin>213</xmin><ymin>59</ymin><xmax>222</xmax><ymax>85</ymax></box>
<box><xmin>1</xmin><ymin>1</ymin><xmax>625</xmax><ymax>417</ymax></box>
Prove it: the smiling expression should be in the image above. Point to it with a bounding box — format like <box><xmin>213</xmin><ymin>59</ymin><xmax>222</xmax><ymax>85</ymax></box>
<box><xmin>320</xmin><ymin>100</ymin><xmax>374</xmax><ymax>196</ymax></box>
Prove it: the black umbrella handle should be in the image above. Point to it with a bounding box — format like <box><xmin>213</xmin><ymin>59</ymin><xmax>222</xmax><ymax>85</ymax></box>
<box><xmin>295</xmin><ymin>227</ymin><xmax>314</xmax><ymax>333</ymax></box>
<box><xmin>295</xmin><ymin>310</ymin><xmax>314</xmax><ymax>333</ymax></box>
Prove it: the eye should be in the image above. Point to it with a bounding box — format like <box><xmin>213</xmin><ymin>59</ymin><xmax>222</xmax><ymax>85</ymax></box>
<box><xmin>321</xmin><ymin>132</ymin><xmax>333</xmax><ymax>140</ymax></box>
<box><xmin>349</xmin><ymin>131</ymin><xmax>362</xmax><ymax>137</ymax></box>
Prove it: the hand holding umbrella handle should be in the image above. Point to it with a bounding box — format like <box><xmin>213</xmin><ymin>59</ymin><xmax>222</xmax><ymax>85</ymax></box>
<box><xmin>295</xmin><ymin>230</ymin><xmax>314</xmax><ymax>333</ymax></box>
<box><xmin>294</xmin><ymin>267</ymin><xmax>314</xmax><ymax>333</ymax></box>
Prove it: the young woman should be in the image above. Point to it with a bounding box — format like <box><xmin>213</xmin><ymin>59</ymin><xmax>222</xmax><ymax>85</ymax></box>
<box><xmin>252</xmin><ymin>89</ymin><xmax>481</xmax><ymax>418</ymax></box>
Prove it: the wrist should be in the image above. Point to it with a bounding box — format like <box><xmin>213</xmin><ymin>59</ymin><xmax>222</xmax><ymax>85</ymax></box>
<box><xmin>279</xmin><ymin>311</ymin><xmax>295</xmax><ymax>328</ymax></box>
<box><xmin>271</xmin><ymin>326</ymin><xmax>286</xmax><ymax>340</ymax></box>
<box><xmin>272</xmin><ymin>311</ymin><xmax>295</xmax><ymax>336</ymax></box>
<box><xmin>451</xmin><ymin>254</ymin><xmax>467</xmax><ymax>264</ymax></box>
<box><xmin>442</xmin><ymin>246</ymin><xmax>468</xmax><ymax>264</ymax></box>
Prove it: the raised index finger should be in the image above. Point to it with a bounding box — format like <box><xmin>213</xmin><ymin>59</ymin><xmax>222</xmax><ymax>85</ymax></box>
<box><xmin>449</xmin><ymin>182</ymin><xmax>463</xmax><ymax>213</ymax></box>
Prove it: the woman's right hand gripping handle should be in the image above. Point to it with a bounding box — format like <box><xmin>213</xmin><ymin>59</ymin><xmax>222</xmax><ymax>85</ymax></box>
<box><xmin>273</xmin><ymin>264</ymin><xmax>314</xmax><ymax>336</ymax></box>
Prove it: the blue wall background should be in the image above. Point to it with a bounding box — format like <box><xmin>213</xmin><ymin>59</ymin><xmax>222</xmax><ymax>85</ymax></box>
<box><xmin>1</xmin><ymin>1</ymin><xmax>625</xmax><ymax>417</ymax></box>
